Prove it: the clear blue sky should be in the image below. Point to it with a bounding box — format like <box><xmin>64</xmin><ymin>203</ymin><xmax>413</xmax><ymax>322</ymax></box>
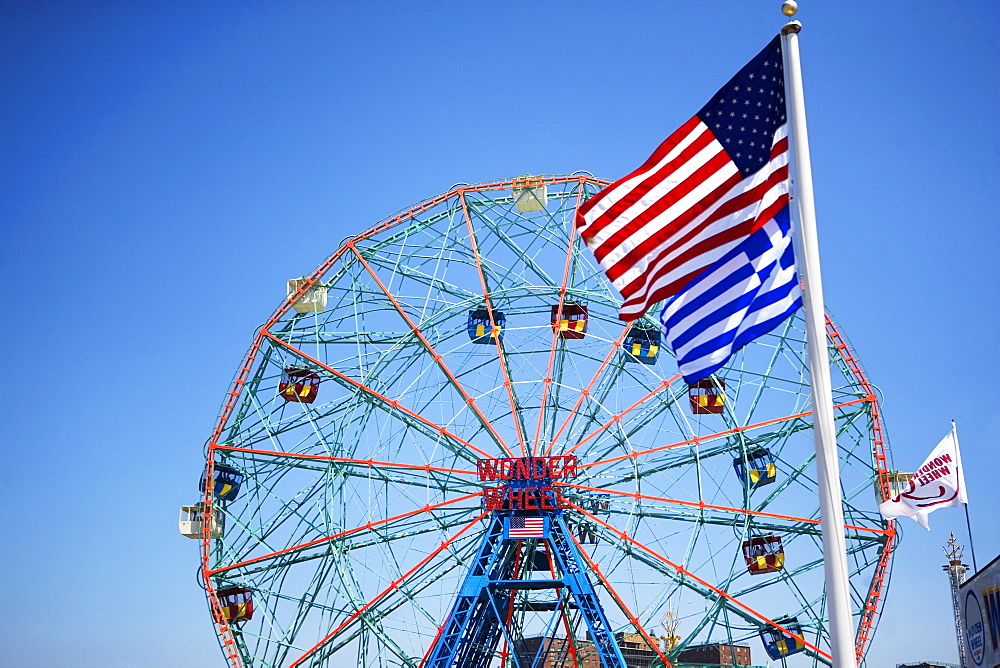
<box><xmin>1</xmin><ymin>2</ymin><xmax>997</xmax><ymax>666</ymax></box>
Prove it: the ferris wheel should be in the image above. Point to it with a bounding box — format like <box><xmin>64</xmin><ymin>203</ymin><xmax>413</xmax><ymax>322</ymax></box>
<box><xmin>185</xmin><ymin>175</ymin><xmax>897</xmax><ymax>668</ymax></box>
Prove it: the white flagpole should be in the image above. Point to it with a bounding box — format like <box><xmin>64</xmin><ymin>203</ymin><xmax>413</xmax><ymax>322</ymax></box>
<box><xmin>781</xmin><ymin>20</ymin><xmax>857</xmax><ymax>667</ymax></box>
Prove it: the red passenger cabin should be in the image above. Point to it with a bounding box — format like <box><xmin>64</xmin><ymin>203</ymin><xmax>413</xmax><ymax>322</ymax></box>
<box><xmin>217</xmin><ymin>587</ymin><xmax>254</xmax><ymax>623</ymax></box>
<box><xmin>551</xmin><ymin>304</ymin><xmax>588</xmax><ymax>339</ymax></box>
<box><xmin>689</xmin><ymin>379</ymin><xmax>725</xmax><ymax>414</ymax></box>
<box><xmin>742</xmin><ymin>535</ymin><xmax>785</xmax><ymax>575</ymax></box>
<box><xmin>279</xmin><ymin>367</ymin><xmax>320</xmax><ymax>403</ymax></box>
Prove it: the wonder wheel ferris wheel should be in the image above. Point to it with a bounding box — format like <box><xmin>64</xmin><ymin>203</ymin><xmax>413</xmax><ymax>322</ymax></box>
<box><xmin>185</xmin><ymin>175</ymin><xmax>897</xmax><ymax>668</ymax></box>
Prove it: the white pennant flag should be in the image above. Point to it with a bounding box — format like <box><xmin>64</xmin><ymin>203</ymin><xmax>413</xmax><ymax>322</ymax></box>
<box><xmin>879</xmin><ymin>423</ymin><xmax>968</xmax><ymax>530</ymax></box>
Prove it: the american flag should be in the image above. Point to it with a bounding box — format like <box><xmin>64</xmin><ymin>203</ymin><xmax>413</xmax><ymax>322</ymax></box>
<box><xmin>576</xmin><ymin>36</ymin><xmax>789</xmax><ymax>321</ymax></box>
<box><xmin>507</xmin><ymin>516</ymin><xmax>546</xmax><ymax>539</ymax></box>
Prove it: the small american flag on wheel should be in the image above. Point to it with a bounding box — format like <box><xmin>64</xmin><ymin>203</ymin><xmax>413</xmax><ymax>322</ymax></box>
<box><xmin>505</xmin><ymin>516</ymin><xmax>547</xmax><ymax>539</ymax></box>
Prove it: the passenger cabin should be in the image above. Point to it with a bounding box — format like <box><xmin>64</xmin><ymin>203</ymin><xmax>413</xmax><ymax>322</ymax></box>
<box><xmin>279</xmin><ymin>367</ymin><xmax>320</xmax><ymax>403</ymax></box>
<box><xmin>467</xmin><ymin>308</ymin><xmax>505</xmax><ymax>344</ymax></box>
<box><xmin>179</xmin><ymin>502</ymin><xmax>224</xmax><ymax>539</ymax></box>
<box><xmin>689</xmin><ymin>378</ymin><xmax>725</xmax><ymax>414</ymax></box>
<box><xmin>217</xmin><ymin>587</ymin><xmax>254</xmax><ymax>623</ymax></box>
<box><xmin>742</xmin><ymin>535</ymin><xmax>784</xmax><ymax>575</ymax></box>
<box><xmin>881</xmin><ymin>470</ymin><xmax>915</xmax><ymax>499</ymax></box>
<box><xmin>760</xmin><ymin>616</ymin><xmax>806</xmax><ymax>659</ymax></box>
<box><xmin>623</xmin><ymin>325</ymin><xmax>660</xmax><ymax>365</ymax></box>
<box><xmin>733</xmin><ymin>447</ymin><xmax>777</xmax><ymax>489</ymax></box>
<box><xmin>200</xmin><ymin>463</ymin><xmax>245</xmax><ymax>502</ymax></box>
<box><xmin>287</xmin><ymin>277</ymin><xmax>328</xmax><ymax>314</ymax></box>
<box><xmin>512</xmin><ymin>176</ymin><xmax>548</xmax><ymax>212</ymax></box>
<box><xmin>551</xmin><ymin>304</ymin><xmax>588</xmax><ymax>339</ymax></box>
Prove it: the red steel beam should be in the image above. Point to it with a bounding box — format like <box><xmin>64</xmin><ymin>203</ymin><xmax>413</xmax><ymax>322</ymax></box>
<box><xmin>569</xmin><ymin>531</ymin><xmax>674</xmax><ymax>668</ymax></box>
<box><xmin>569</xmin><ymin>502</ymin><xmax>830</xmax><ymax>661</ymax></box>
<box><xmin>558</xmin><ymin>482</ymin><xmax>892</xmax><ymax>536</ymax></box>
<box><xmin>208</xmin><ymin>489</ymin><xmax>488</xmax><ymax>576</ymax></box>
<box><xmin>290</xmin><ymin>511</ymin><xmax>489</xmax><ymax>667</ymax></box>
<box><xmin>214</xmin><ymin>444</ymin><xmax>478</xmax><ymax>477</ymax></box>
<box><xmin>825</xmin><ymin>315</ymin><xmax>896</xmax><ymax>661</ymax></box>
<box><xmin>263</xmin><ymin>331</ymin><xmax>495</xmax><ymax>460</ymax></box>
<box><xmin>533</xmin><ymin>182</ymin><xmax>588</xmax><ymax>457</ymax></box>
<box><xmin>458</xmin><ymin>188</ymin><xmax>529</xmax><ymax>458</ymax></box>
<box><xmin>561</xmin><ymin>377</ymin><xmax>679</xmax><ymax>459</ymax></box>
<box><xmin>540</xmin><ymin>323</ymin><xmax>637</xmax><ymax>458</ymax></box>
<box><xmin>350</xmin><ymin>244</ymin><xmax>514</xmax><ymax>458</ymax></box>
<box><xmin>580</xmin><ymin>396</ymin><xmax>872</xmax><ymax>470</ymax></box>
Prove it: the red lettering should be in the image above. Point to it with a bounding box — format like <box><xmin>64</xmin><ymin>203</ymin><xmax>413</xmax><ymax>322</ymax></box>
<box><xmin>478</xmin><ymin>456</ymin><xmax>578</xmax><ymax>481</ymax></box>
<box><xmin>940</xmin><ymin>453</ymin><xmax>953</xmax><ymax>464</ymax></box>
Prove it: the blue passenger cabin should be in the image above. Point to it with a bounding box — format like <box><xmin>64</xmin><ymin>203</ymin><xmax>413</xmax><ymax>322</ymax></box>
<box><xmin>622</xmin><ymin>325</ymin><xmax>660</xmax><ymax>365</ymax></box>
<box><xmin>200</xmin><ymin>463</ymin><xmax>245</xmax><ymax>502</ymax></box>
<box><xmin>467</xmin><ymin>308</ymin><xmax>505</xmax><ymax>344</ymax></box>
<box><xmin>760</xmin><ymin>616</ymin><xmax>806</xmax><ymax>659</ymax></box>
<box><xmin>733</xmin><ymin>447</ymin><xmax>777</xmax><ymax>489</ymax></box>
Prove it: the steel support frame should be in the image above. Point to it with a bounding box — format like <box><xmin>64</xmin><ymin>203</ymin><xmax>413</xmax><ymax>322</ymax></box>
<box><xmin>424</xmin><ymin>512</ymin><xmax>627</xmax><ymax>668</ymax></box>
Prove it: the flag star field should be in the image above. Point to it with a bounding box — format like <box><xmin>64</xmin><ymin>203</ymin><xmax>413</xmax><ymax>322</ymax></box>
<box><xmin>697</xmin><ymin>36</ymin><xmax>787</xmax><ymax>175</ymax></box>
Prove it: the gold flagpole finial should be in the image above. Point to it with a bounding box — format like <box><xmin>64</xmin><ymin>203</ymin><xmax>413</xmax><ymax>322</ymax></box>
<box><xmin>782</xmin><ymin>0</ymin><xmax>798</xmax><ymax>17</ymax></box>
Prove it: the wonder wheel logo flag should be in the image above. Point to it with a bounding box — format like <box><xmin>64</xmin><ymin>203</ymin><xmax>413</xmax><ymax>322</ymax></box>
<box><xmin>879</xmin><ymin>424</ymin><xmax>968</xmax><ymax>530</ymax></box>
<box><xmin>506</xmin><ymin>516</ymin><xmax>546</xmax><ymax>539</ymax></box>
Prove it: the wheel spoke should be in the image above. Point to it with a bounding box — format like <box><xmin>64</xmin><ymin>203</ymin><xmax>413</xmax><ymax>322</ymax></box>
<box><xmin>209</xmin><ymin>489</ymin><xmax>488</xmax><ymax>576</ymax></box>
<box><xmin>567</xmin><ymin>501</ymin><xmax>831</xmax><ymax>661</ymax></box>
<box><xmin>289</xmin><ymin>511</ymin><xmax>488</xmax><ymax>668</ymax></box>
<box><xmin>349</xmin><ymin>244</ymin><xmax>515</xmax><ymax>458</ymax></box>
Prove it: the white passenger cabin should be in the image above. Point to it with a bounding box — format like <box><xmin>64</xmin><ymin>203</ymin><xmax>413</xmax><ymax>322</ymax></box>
<box><xmin>179</xmin><ymin>502</ymin><xmax>224</xmax><ymax>539</ymax></box>
<box><xmin>512</xmin><ymin>176</ymin><xmax>548</xmax><ymax>213</ymax></box>
<box><xmin>287</xmin><ymin>277</ymin><xmax>328</xmax><ymax>314</ymax></box>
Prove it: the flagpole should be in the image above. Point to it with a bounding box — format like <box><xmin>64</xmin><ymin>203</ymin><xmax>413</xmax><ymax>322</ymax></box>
<box><xmin>780</xmin><ymin>19</ymin><xmax>857</xmax><ymax>667</ymax></box>
<box><xmin>953</xmin><ymin>420</ymin><xmax>979</xmax><ymax>572</ymax></box>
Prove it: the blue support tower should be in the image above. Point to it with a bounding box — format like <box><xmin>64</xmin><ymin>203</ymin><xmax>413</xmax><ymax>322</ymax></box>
<box><xmin>425</xmin><ymin>501</ymin><xmax>628</xmax><ymax>667</ymax></box>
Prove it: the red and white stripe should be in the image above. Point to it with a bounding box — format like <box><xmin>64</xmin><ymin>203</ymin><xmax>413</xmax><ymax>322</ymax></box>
<box><xmin>576</xmin><ymin>120</ymin><xmax>789</xmax><ymax>321</ymax></box>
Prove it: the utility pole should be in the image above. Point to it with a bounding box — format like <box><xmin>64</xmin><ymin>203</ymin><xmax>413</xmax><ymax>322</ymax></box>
<box><xmin>943</xmin><ymin>532</ymin><xmax>970</xmax><ymax>668</ymax></box>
